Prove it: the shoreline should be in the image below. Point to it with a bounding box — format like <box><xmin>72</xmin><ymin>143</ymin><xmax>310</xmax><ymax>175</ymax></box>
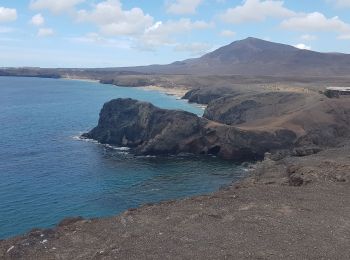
<box><xmin>62</xmin><ymin>76</ymin><xmax>189</xmax><ymax>98</ymax></box>
<box><xmin>138</xmin><ymin>85</ymin><xmax>208</xmax><ymax>110</ymax></box>
<box><xmin>1</xmin><ymin>75</ymin><xmax>350</xmax><ymax>258</ymax></box>
<box><xmin>0</xmin><ymin>76</ymin><xmax>227</xmax><ymax>240</ymax></box>
<box><xmin>63</xmin><ymin>77</ymin><xmax>202</xmax><ymax>107</ymax></box>
<box><xmin>2</xmin><ymin>143</ymin><xmax>349</xmax><ymax>259</ymax></box>
<box><xmin>62</xmin><ymin>77</ymin><xmax>100</xmax><ymax>83</ymax></box>
<box><xmin>137</xmin><ymin>85</ymin><xmax>189</xmax><ymax>99</ymax></box>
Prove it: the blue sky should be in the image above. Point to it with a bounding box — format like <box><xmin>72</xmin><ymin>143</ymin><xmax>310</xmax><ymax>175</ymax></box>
<box><xmin>1</xmin><ymin>0</ymin><xmax>350</xmax><ymax>67</ymax></box>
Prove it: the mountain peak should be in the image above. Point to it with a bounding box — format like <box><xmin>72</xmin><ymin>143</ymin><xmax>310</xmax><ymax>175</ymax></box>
<box><xmin>116</xmin><ymin>37</ymin><xmax>350</xmax><ymax>77</ymax></box>
<box><xmin>243</xmin><ymin>37</ymin><xmax>264</xmax><ymax>41</ymax></box>
<box><xmin>234</xmin><ymin>37</ymin><xmax>270</xmax><ymax>44</ymax></box>
<box><xmin>202</xmin><ymin>37</ymin><xmax>297</xmax><ymax>62</ymax></box>
<box><xmin>229</xmin><ymin>37</ymin><xmax>294</xmax><ymax>50</ymax></box>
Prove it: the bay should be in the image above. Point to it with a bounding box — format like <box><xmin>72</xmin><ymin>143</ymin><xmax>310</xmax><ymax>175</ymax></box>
<box><xmin>0</xmin><ymin>77</ymin><xmax>245</xmax><ymax>239</ymax></box>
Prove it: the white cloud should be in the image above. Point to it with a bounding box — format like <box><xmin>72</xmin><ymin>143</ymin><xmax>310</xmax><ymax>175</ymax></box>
<box><xmin>221</xmin><ymin>0</ymin><xmax>295</xmax><ymax>24</ymax></box>
<box><xmin>73</xmin><ymin>0</ymin><xmax>212</xmax><ymax>51</ymax></box>
<box><xmin>328</xmin><ymin>0</ymin><xmax>350</xmax><ymax>7</ymax></box>
<box><xmin>174</xmin><ymin>42</ymin><xmax>212</xmax><ymax>55</ymax></box>
<box><xmin>300</xmin><ymin>34</ymin><xmax>317</xmax><ymax>41</ymax></box>
<box><xmin>30</xmin><ymin>13</ymin><xmax>45</xmax><ymax>26</ymax></box>
<box><xmin>0</xmin><ymin>26</ymin><xmax>14</xmax><ymax>33</ymax></box>
<box><xmin>294</xmin><ymin>43</ymin><xmax>311</xmax><ymax>50</ymax></box>
<box><xmin>281</xmin><ymin>12</ymin><xmax>350</xmax><ymax>40</ymax></box>
<box><xmin>30</xmin><ymin>0</ymin><xmax>85</xmax><ymax>14</ymax></box>
<box><xmin>167</xmin><ymin>0</ymin><xmax>203</xmax><ymax>15</ymax></box>
<box><xmin>338</xmin><ymin>34</ymin><xmax>350</xmax><ymax>39</ymax></box>
<box><xmin>70</xmin><ymin>32</ymin><xmax>131</xmax><ymax>48</ymax></box>
<box><xmin>0</xmin><ymin>7</ymin><xmax>17</xmax><ymax>23</ymax></box>
<box><xmin>37</xmin><ymin>27</ymin><xmax>54</xmax><ymax>37</ymax></box>
<box><xmin>220</xmin><ymin>30</ymin><xmax>236</xmax><ymax>37</ymax></box>
<box><xmin>140</xmin><ymin>18</ymin><xmax>212</xmax><ymax>49</ymax></box>
<box><xmin>150</xmin><ymin>19</ymin><xmax>212</xmax><ymax>34</ymax></box>
<box><xmin>77</xmin><ymin>0</ymin><xmax>153</xmax><ymax>36</ymax></box>
<box><xmin>72</xmin><ymin>32</ymin><xmax>105</xmax><ymax>43</ymax></box>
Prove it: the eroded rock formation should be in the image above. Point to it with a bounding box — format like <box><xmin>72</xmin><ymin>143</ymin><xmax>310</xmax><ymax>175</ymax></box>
<box><xmin>83</xmin><ymin>93</ymin><xmax>350</xmax><ymax>162</ymax></box>
<box><xmin>83</xmin><ymin>98</ymin><xmax>297</xmax><ymax>161</ymax></box>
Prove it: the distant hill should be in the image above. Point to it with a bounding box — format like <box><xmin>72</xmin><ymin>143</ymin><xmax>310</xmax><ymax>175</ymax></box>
<box><xmin>112</xmin><ymin>37</ymin><xmax>350</xmax><ymax>77</ymax></box>
<box><xmin>2</xmin><ymin>37</ymin><xmax>350</xmax><ymax>78</ymax></box>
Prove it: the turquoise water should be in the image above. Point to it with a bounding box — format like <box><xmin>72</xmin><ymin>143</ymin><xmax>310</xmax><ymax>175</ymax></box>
<box><xmin>0</xmin><ymin>77</ymin><xmax>245</xmax><ymax>239</ymax></box>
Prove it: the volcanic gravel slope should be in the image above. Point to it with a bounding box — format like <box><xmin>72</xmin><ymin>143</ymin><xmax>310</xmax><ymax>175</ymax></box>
<box><xmin>1</xmin><ymin>142</ymin><xmax>350</xmax><ymax>260</ymax></box>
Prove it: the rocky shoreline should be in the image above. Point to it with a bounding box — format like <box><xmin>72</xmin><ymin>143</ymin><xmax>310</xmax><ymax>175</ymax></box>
<box><xmin>1</xmin><ymin>141</ymin><xmax>349</xmax><ymax>259</ymax></box>
<box><xmin>81</xmin><ymin>98</ymin><xmax>298</xmax><ymax>162</ymax></box>
<box><xmin>1</xmin><ymin>76</ymin><xmax>350</xmax><ymax>259</ymax></box>
<box><xmin>82</xmin><ymin>86</ymin><xmax>350</xmax><ymax>162</ymax></box>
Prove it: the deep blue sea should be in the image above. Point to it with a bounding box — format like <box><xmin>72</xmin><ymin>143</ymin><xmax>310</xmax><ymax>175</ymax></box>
<box><xmin>0</xmin><ymin>77</ymin><xmax>245</xmax><ymax>239</ymax></box>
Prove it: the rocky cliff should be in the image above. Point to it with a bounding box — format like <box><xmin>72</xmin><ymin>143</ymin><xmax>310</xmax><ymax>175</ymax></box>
<box><xmin>83</xmin><ymin>98</ymin><xmax>297</xmax><ymax>161</ymax></box>
<box><xmin>203</xmin><ymin>91</ymin><xmax>350</xmax><ymax>149</ymax></box>
<box><xmin>83</xmin><ymin>94</ymin><xmax>350</xmax><ymax>162</ymax></box>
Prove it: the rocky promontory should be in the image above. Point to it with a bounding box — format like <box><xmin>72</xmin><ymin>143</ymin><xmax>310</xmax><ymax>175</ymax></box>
<box><xmin>83</xmin><ymin>92</ymin><xmax>350</xmax><ymax>161</ymax></box>
<box><xmin>82</xmin><ymin>98</ymin><xmax>298</xmax><ymax>161</ymax></box>
<box><xmin>2</xmin><ymin>84</ymin><xmax>350</xmax><ymax>260</ymax></box>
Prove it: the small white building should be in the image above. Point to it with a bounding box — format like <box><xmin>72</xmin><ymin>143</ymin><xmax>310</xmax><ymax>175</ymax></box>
<box><xmin>326</xmin><ymin>87</ymin><xmax>350</xmax><ymax>92</ymax></box>
<box><xmin>325</xmin><ymin>87</ymin><xmax>350</xmax><ymax>97</ymax></box>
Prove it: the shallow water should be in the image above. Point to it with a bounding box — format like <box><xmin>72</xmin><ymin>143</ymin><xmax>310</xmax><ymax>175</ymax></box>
<box><xmin>0</xmin><ymin>77</ymin><xmax>245</xmax><ymax>239</ymax></box>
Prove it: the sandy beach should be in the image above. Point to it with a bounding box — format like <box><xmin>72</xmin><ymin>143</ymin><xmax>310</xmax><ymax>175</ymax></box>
<box><xmin>62</xmin><ymin>77</ymin><xmax>100</xmax><ymax>83</ymax></box>
<box><xmin>138</xmin><ymin>85</ymin><xmax>189</xmax><ymax>99</ymax></box>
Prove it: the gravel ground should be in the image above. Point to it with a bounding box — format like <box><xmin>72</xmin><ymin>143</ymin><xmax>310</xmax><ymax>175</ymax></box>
<box><xmin>1</xmin><ymin>142</ymin><xmax>350</xmax><ymax>260</ymax></box>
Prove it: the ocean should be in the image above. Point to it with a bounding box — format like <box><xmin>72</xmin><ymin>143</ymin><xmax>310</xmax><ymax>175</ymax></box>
<box><xmin>0</xmin><ymin>77</ymin><xmax>245</xmax><ymax>239</ymax></box>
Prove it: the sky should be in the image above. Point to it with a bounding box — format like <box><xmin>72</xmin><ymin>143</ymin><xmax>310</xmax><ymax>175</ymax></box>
<box><xmin>1</xmin><ymin>0</ymin><xmax>350</xmax><ymax>68</ymax></box>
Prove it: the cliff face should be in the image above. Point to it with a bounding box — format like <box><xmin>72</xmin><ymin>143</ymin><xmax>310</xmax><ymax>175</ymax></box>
<box><xmin>182</xmin><ymin>87</ymin><xmax>242</xmax><ymax>105</ymax></box>
<box><xmin>203</xmin><ymin>92</ymin><xmax>350</xmax><ymax>148</ymax></box>
<box><xmin>83</xmin><ymin>94</ymin><xmax>350</xmax><ymax>161</ymax></box>
<box><xmin>204</xmin><ymin>92</ymin><xmax>306</xmax><ymax>125</ymax></box>
<box><xmin>83</xmin><ymin>98</ymin><xmax>205</xmax><ymax>155</ymax></box>
<box><xmin>83</xmin><ymin>98</ymin><xmax>297</xmax><ymax>161</ymax></box>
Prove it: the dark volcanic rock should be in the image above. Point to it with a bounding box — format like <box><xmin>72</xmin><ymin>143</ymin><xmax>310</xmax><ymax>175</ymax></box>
<box><xmin>182</xmin><ymin>87</ymin><xmax>241</xmax><ymax>105</ymax></box>
<box><xmin>2</xmin><ymin>144</ymin><xmax>350</xmax><ymax>260</ymax></box>
<box><xmin>58</xmin><ymin>217</ymin><xmax>84</xmax><ymax>228</ymax></box>
<box><xmin>203</xmin><ymin>92</ymin><xmax>350</xmax><ymax>149</ymax></box>
<box><xmin>82</xmin><ymin>98</ymin><xmax>205</xmax><ymax>155</ymax></box>
<box><xmin>204</xmin><ymin>92</ymin><xmax>305</xmax><ymax>125</ymax></box>
<box><xmin>83</xmin><ymin>98</ymin><xmax>297</xmax><ymax>161</ymax></box>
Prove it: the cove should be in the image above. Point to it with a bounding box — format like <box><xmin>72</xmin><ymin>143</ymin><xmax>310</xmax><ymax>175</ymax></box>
<box><xmin>0</xmin><ymin>77</ymin><xmax>245</xmax><ymax>239</ymax></box>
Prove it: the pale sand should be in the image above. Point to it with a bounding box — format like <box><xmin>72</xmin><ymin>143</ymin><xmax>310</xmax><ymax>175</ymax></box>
<box><xmin>138</xmin><ymin>85</ymin><xmax>189</xmax><ymax>99</ymax></box>
<box><xmin>63</xmin><ymin>79</ymin><xmax>207</xmax><ymax>109</ymax></box>
<box><xmin>62</xmin><ymin>77</ymin><xmax>100</xmax><ymax>83</ymax></box>
<box><xmin>139</xmin><ymin>85</ymin><xmax>207</xmax><ymax>110</ymax></box>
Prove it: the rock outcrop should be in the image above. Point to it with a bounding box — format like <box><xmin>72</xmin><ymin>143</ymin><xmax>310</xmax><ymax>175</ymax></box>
<box><xmin>82</xmin><ymin>98</ymin><xmax>297</xmax><ymax>161</ymax></box>
<box><xmin>83</xmin><ymin>93</ymin><xmax>350</xmax><ymax>162</ymax></box>
<box><xmin>83</xmin><ymin>98</ymin><xmax>205</xmax><ymax>155</ymax></box>
<box><xmin>203</xmin><ymin>91</ymin><xmax>350</xmax><ymax>148</ymax></box>
<box><xmin>182</xmin><ymin>87</ymin><xmax>242</xmax><ymax>105</ymax></box>
<box><xmin>204</xmin><ymin>92</ymin><xmax>306</xmax><ymax>125</ymax></box>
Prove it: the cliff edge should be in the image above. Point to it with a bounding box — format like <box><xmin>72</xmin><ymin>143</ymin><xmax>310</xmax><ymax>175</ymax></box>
<box><xmin>82</xmin><ymin>98</ymin><xmax>297</xmax><ymax>161</ymax></box>
<box><xmin>83</xmin><ymin>95</ymin><xmax>350</xmax><ymax>161</ymax></box>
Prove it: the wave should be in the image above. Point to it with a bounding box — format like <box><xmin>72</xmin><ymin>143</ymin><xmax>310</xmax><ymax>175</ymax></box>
<box><xmin>72</xmin><ymin>135</ymin><xmax>99</xmax><ymax>144</ymax></box>
<box><xmin>72</xmin><ymin>134</ymin><xmax>130</xmax><ymax>154</ymax></box>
